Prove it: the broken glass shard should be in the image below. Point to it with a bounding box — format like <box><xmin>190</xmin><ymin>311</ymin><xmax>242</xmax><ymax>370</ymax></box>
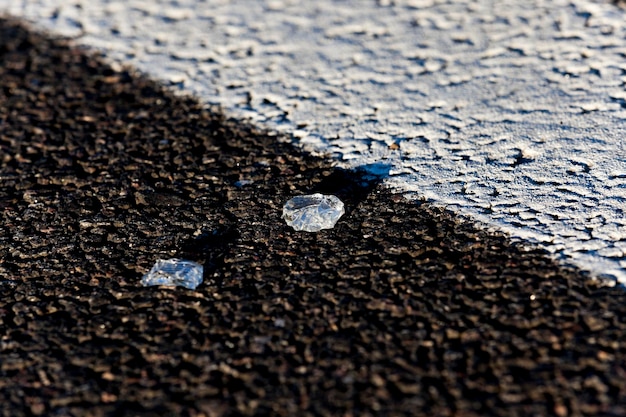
<box><xmin>141</xmin><ymin>259</ymin><xmax>203</xmax><ymax>290</ymax></box>
<box><xmin>282</xmin><ymin>193</ymin><xmax>345</xmax><ymax>232</ymax></box>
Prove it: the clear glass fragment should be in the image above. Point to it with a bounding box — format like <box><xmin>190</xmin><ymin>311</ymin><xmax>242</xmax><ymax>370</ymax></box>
<box><xmin>282</xmin><ymin>193</ymin><xmax>345</xmax><ymax>232</ymax></box>
<box><xmin>141</xmin><ymin>258</ymin><xmax>203</xmax><ymax>290</ymax></box>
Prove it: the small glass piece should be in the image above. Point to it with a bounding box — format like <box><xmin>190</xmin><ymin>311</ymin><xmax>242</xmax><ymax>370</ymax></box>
<box><xmin>141</xmin><ymin>258</ymin><xmax>203</xmax><ymax>290</ymax></box>
<box><xmin>282</xmin><ymin>193</ymin><xmax>345</xmax><ymax>232</ymax></box>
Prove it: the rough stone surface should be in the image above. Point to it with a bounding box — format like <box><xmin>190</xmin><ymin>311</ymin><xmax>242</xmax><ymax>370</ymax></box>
<box><xmin>1</xmin><ymin>19</ymin><xmax>626</xmax><ymax>417</ymax></box>
<box><xmin>1</xmin><ymin>0</ymin><xmax>625</xmax><ymax>281</ymax></box>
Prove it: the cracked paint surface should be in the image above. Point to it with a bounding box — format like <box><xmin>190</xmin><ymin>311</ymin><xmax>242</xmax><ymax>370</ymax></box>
<box><xmin>2</xmin><ymin>0</ymin><xmax>625</xmax><ymax>281</ymax></box>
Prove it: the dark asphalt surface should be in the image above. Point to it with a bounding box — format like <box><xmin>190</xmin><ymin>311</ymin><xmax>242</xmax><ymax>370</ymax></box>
<box><xmin>1</xmin><ymin>18</ymin><xmax>626</xmax><ymax>417</ymax></box>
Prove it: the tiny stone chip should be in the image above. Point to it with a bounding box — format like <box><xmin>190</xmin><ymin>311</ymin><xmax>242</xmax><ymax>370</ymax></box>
<box><xmin>141</xmin><ymin>259</ymin><xmax>204</xmax><ymax>290</ymax></box>
<box><xmin>282</xmin><ymin>193</ymin><xmax>345</xmax><ymax>232</ymax></box>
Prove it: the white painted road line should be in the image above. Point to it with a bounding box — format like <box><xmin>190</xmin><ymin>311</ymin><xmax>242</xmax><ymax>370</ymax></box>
<box><xmin>2</xmin><ymin>0</ymin><xmax>625</xmax><ymax>281</ymax></box>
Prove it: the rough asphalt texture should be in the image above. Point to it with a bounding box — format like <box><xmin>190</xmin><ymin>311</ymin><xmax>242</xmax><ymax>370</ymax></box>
<box><xmin>5</xmin><ymin>0</ymin><xmax>626</xmax><ymax>281</ymax></box>
<box><xmin>1</xmin><ymin>19</ymin><xmax>626</xmax><ymax>417</ymax></box>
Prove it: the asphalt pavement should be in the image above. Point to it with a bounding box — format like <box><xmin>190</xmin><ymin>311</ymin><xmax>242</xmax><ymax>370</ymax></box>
<box><xmin>1</xmin><ymin>18</ymin><xmax>626</xmax><ymax>417</ymax></box>
<box><xmin>4</xmin><ymin>0</ymin><xmax>626</xmax><ymax>281</ymax></box>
